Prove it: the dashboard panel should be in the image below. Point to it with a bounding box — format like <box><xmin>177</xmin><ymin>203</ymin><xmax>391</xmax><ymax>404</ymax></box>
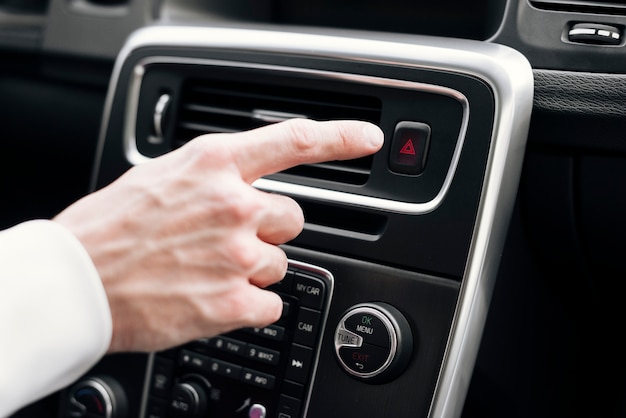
<box><xmin>2</xmin><ymin>0</ymin><xmax>626</xmax><ymax>417</ymax></box>
<box><xmin>72</xmin><ymin>25</ymin><xmax>531</xmax><ymax>418</ymax></box>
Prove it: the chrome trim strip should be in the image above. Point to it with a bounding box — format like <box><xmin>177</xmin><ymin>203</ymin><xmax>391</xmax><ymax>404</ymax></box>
<box><xmin>96</xmin><ymin>26</ymin><xmax>534</xmax><ymax>418</ymax></box>
<box><xmin>137</xmin><ymin>353</ymin><xmax>154</xmax><ymax>418</ymax></box>
<box><xmin>122</xmin><ymin>56</ymin><xmax>470</xmax><ymax>215</ymax></box>
<box><xmin>153</xmin><ymin>93</ymin><xmax>171</xmax><ymax>140</ymax></box>
<box><xmin>80</xmin><ymin>378</ymin><xmax>114</xmax><ymax>417</ymax></box>
<box><xmin>429</xmin><ymin>45</ymin><xmax>533</xmax><ymax>418</ymax></box>
<box><xmin>286</xmin><ymin>259</ymin><xmax>334</xmax><ymax>418</ymax></box>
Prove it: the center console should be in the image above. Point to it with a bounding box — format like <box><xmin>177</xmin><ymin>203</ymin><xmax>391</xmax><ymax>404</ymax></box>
<box><xmin>59</xmin><ymin>25</ymin><xmax>533</xmax><ymax>418</ymax></box>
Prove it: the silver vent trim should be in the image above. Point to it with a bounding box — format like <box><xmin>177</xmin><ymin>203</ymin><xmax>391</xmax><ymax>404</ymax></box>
<box><xmin>123</xmin><ymin>56</ymin><xmax>469</xmax><ymax>215</ymax></box>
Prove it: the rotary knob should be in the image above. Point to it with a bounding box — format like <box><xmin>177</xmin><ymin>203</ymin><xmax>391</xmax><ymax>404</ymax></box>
<box><xmin>334</xmin><ymin>302</ymin><xmax>413</xmax><ymax>382</ymax></box>
<box><xmin>64</xmin><ymin>376</ymin><xmax>127</xmax><ymax>418</ymax></box>
<box><xmin>169</xmin><ymin>380</ymin><xmax>208</xmax><ymax>418</ymax></box>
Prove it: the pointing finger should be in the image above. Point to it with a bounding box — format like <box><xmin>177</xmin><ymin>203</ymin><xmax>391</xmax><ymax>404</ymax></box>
<box><xmin>227</xmin><ymin>119</ymin><xmax>384</xmax><ymax>183</ymax></box>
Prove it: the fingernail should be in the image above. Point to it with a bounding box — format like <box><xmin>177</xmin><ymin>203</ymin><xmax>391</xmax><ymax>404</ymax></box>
<box><xmin>363</xmin><ymin>123</ymin><xmax>384</xmax><ymax>149</ymax></box>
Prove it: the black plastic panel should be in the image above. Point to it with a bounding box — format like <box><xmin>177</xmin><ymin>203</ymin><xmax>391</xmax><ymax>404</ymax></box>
<box><xmin>284</xmin><ymin>246</ymin><xmax>459</xmax><ymax>417</ymax></box>
<box><xmin>272</xmin><ymin>0</ymin><xmax>505</xmax><ymax>40</ymax></box>
<box><xmin>0</xmin><ymin>53</ymin><xmax>108</xmax><ymax>229</ymax></box>
<box><xmin>493</xmin><ymin>0</ymin><xmax>626</xmax><ymax>73</ymax></box>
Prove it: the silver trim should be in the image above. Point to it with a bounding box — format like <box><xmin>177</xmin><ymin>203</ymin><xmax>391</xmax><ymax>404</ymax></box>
<box><xmin>72</xmin><ymin>378</ymin><xmax>114</xmax><ymax>418</ymax></box>
<box><xmin>252</xmin><ymin>109</ymin><xmax>308</xmax><ymax>123</ymax></box>
<box><xmin>138</xmin><ymin>353</ymin><xmax>154</xmax><ymax>418</ymax></box>
<box><xmin>122</xmin><ymin>56</ymin><xmax>470</xmax><ymax>215</ymax></box>
<box><xmin>280</xmin><ymin>259</ymin><xmax>334</xmax><ymax>418</ymax></box>
<box><xmin>153</xmin><ymin>93</ymin><xmax>171</xmax><ymax>140</ymax></box>
<box><xmin>97</xmin><ymin>26</ymin><xmax>534</xmax><ymax>418</ymax></box>
<box><xmin>177</xmin><ymin>383</ymin><xmax>200</xmax><ymax>410</ymax></box>
<box><xmin>569</xmin><ymin>28</ymin><xmax>596</xmax><ymax>37</ymax></box>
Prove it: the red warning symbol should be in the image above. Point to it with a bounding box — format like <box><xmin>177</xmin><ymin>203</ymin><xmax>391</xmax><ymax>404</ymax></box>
<box><xmin>400</xmin><ymin>139</ymin><xmax>416</xmax><ymax>155</ymax></box>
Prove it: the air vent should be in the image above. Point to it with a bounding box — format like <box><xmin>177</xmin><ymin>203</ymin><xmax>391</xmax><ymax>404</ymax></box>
<box><xmin>174</xmin><ymin>78</ymin><xmax>382</xmax><ymax>185</ymax></box>
<box><xmin>531</xmin><ymin>0</ymin><xmax>626</xmax><ymax>14</ymax></box>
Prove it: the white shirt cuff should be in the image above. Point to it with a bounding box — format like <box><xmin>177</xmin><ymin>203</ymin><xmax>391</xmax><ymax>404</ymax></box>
<box><xmin>0</xmin><ymin>220</ymin><xmax>112</xmax><ymax>416</ymax></box>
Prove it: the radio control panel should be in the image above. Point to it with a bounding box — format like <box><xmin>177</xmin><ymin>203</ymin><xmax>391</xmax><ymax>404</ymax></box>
<box><xmin>141</xmin><ymin>261</ymin><xmax>333</xmax><ymax>418</ymax></box>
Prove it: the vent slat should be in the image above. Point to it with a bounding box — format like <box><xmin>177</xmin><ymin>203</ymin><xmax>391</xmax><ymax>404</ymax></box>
<box><xmin>179</xmin><ymin>122</ymin><xmax>239</xmax><ymax>134</ymax></box>
<box><xmin>189</xmin><ymin>85</ymin><xmax>380</xmax><ymax>114</ymax></box>
<box><xmin>306</xmin><ymin>162</ymin><xmax>371</xmax><ymax>176</ymax></box>
<box><xmin>185</xmin><ymin>104</ymin><xmax>255</xmax><ymax>119</ymax></box>
<box><xmin>176</xmin><ymin>78</ymin><xmax>381</xmax><ymax>185</ymax></box>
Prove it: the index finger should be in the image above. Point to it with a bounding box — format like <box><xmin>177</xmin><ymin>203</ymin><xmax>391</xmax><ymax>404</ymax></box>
<box><xmin>228</xmin><ymin>119</ymin><xmax>384</xmax><ymax>183</ymax></box>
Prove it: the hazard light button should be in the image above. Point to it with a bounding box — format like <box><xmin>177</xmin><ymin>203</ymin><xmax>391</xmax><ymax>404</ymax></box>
<box><xmin>388</xmin><ymin>121</ymin><xmax>431</xmax><ymax>175</ymax></box>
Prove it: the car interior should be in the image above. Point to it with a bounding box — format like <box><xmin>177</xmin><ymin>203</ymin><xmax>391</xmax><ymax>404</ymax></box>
<box><xmin>1</xmin><ymin>0</ymin><xmax>625</xmax><ymax>417</ymax></box>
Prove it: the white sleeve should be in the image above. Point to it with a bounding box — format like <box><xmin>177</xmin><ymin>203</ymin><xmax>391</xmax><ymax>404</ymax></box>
<box><xmin>0</xmin><ymin>220</ymin><xmax>112</xmax><ymax>417</ymax></box>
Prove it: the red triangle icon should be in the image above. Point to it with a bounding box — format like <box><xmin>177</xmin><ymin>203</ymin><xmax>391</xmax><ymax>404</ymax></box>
<box><xmin>400</xmin><ymin>139</ymin><xmax>416</xmax><ymax>155</ymax></box>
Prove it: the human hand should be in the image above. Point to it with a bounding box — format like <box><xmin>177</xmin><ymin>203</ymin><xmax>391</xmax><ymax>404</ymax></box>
<box><xmin>54</xmin><ymin>119</ymin><xmax>384</xmax><ymax>353</ymax></box>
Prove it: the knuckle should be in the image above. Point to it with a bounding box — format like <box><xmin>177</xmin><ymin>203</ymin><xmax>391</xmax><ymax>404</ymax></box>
<box><xmin>186</xmin><ymin>135</ymin><xmax>233</xmax><ymax>170</ymax></box>
<box><xmin>274</xmin><ymin>249</ymin><xmax>289</xmax><ymax>278</ymax></box>
<box><xmin>285</xmin><ymin>119</ymin><xmax>319</xmax><ymax>158</ymax></box>
<box><xmin>222</xmin><ymin>289</ymin><xmax>254</xmax><ymax>323</ymax></box>
<box><xmin>211</xmin><ymin>187</ymin><xmax>260</xmax><ymax>225</ymax></box>
<box><xmin>223</xmin><ymin>289</ymin><xmax>280</xmax><ymax>327</ymax></box>
<box><xmin>228</xmin><ymin>193</ymin><xmax>260</xmax><ymax>224</ymax></box>
<box><xmin>336</xmin><ymin>123</ymin><xmax>354</xmax><ymax>151</ymax></box>
<box><xmin>226</xmin><ymin>237</ymin><xmax>261</xmax><ymax>273</ymax></box>
<box><xmin>274</xmin><ymin>196</ymin><xmax>304</xmax><ymax>238</ymax></box>
<box><xmin>286</xmin><ymin>197</ymin><xmax>305</xmax><ymax>230</ymax></box>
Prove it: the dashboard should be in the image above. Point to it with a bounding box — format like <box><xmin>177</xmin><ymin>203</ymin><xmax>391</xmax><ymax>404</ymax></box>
<box><xmin>1</xmin><ymin>0</ymin><xmax>626</xmax><ymax>417</ymax></box>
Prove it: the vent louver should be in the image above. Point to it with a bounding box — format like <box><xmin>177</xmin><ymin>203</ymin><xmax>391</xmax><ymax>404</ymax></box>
<box><xmin>174</xmin><ymin>78</ymin><xmax>382</xmax><ymax>185</ymax></box>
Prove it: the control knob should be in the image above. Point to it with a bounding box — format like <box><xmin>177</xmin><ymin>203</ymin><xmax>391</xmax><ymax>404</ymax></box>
<box><xmin>334</xmin><ymin>302</ymin><xmax>413</xmax><ymax>382</ymax></box>
<box><xmin>169</xmin><ymin>379</ymin><xmax>208</xmax><ymax>418</ymax></box>
<box><xmin>64</xmin><ymin>376</ymin><xmax>127</xmax><ymax>418</ymax></box>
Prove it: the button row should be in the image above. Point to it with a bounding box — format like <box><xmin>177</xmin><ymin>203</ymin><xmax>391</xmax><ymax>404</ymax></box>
<box><xmin>181</xmin><ymin>341</ymin><xmax>314</xmax><ymax>387</ymax></box>
<box><xmin>202</xmin><ymin>336</ymin><xmax>281</xmax><ymax>366</ymax></box>
<box><xmin>243</xmin><ymin>324</ymin><xmax>286</xmax><ymax>342</ymax></box>
<box><xmin>179</xmin><ymin>350</ymin><xmax>276</xmax><ymax>390</ymax></box>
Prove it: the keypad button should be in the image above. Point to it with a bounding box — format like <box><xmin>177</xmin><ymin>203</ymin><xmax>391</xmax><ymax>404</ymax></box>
<box><xmin>281</xmin><ymin>380</ymin><xmax>305</xmax><ymax>399</ymax></box>
<box><xmin>293</xmin><ymin>307</ymin><xmax>321</xmax><ymax>347</ymax></box>
<box><xmin>281</xmin><ymin>301</ymin><xmax>291</xmax><ymax>320</ymax></box>
<box><xmin>343</xmin><ymin>312</ymin><xmax>391</xmax><ymax>348</ymax></box>
<box><xmin>337</xmin><ymin>343</ymin><xmax>391</xmax><ymax>375</ymax></box>
<box><xmin>388</xmin><ymin>121</ymin><xmax>431</xmax><ymax>175</ymax></box>
<box><xmin>285</xmin><ymin>344</ymin><xmax>313</xmax><ymax>384</ymax></box>
<box><xmin>293</xmin><ymin>273</ymin><xmax>326</xmax><ymax>310</ymax></box>
<box><xmin>269</xmin><ymin>269</ymin><xmax>295</xmax><ymax>293</ymax></box>
<box><xmin>149</xmin><ymin>357</ymin><xmax>174</xmax><ymax>398</ymax></box>
<box><xmin>241</xmin><ymin>369</ymin><xmax>276</xmax><ymax>390</ymax></box>
<box><xmin>209</xmin><ymin>336</ymin><xmax>247</xmax><ymax>357</ymax></box>
<box><xmin>243</xmin><ymin>325</ymin><xmax>286</xmax><ymax>342</ymax></box>
<box><xmin>207</xmin><ymin>358</ymin><xmax>241</xmax><ymax>380</ymax></box>
<box><xmin>245</xmin><ymin>344</ymin><xmax>280</xmax><ymax>366</ymax></box>
<box><xmin>178</xmin><ymin>350</ymin><xmax>211</xmax><ymax>371</ymax></box>
<box><xmin>277</xmin><ymin>394</ymin><xmax>301</xmax><ymax>418</ymax></box>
